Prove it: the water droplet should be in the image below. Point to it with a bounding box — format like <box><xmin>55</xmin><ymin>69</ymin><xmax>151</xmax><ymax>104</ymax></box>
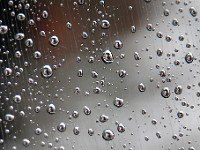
<box><xmin>5</xmin><ymin>114</ymin><xmax>14</xmax><ymax>122</ymax></box>
<box><xmin>119</xmin><ymin>70</ymin><xmax>127</xmax><ymax>78</ymax></box>
<box><xmin>160</xmin><ymin>70</ymin><xmax>166</xmax><ymax>77</ymax></box>
<box><xmin>35</xmin><ymin>128</ymin><xmax>42</xmax><ymax>135</ymax></box>
<box><xmin>42</xmin><ymin>10</ymin><xmax>48</xmax><ymax>19</ymax></box>
<box><xmin>157</xmin><ymin>32</ymin><xmax>163</xmax><ymax>38</ymax></box>
<box><xmin>78</xmin><ymin>0</ymin><xmax>85</xmax><ymax>5</ymax></box>
<box><xmin>131</xmin><ymin>25</ymin><xmax>136</xmax><ymax>33</ymax></box>
<box><xmin>49</xmin><ymin>36</ymin><xmax>59</xmax><ymax>46</ymax></box>
<box><xmin>174</xmin><ymin>85</ymin><xmax>182</xmax><ymax>95</ymax></box>
<box><xmin>146</xmin><ymin>24</ymin><xmax>153</xmax><ymax>31</ymax></box>
<box><xmin>157</xmin><ymin>48</ymin><xmax>163</xmax><ymax>56</ymax></box>
<box><xmin>117</xmin><ymin>123</ymin><xmax>125</xmax><ymax>133</ymax></box>
<box><xmin>33</xmin><ymin>51</ymin><xmax>42</xmax><ymax>59</ymax></box>
<box><xmin>88</xmin><ymin>128</ymin><xmax>94</xmax><ymax>136</ymax></box>
<box><xmin>25</xmin><ymin>38</ymin><xmax>33</xmax><ymax>47</ymax></box>
<box><xmin>66</xmin><ymin>22</ymin><xmax>72</xmax><ymax>29</ymax></box>
<box><xmin>102</xmin><ymin>129</ymin><xmax>115</xmax><ymax>141</ymax></box>
<box><xmin>77</xmin><ymin>69</ymin><xmax>83</xmax><ymax>77</ymax></box>
<box><xmin>177</xmin><ymin>111</ymin><xmax>184</xmax><ymax>118</ymax></box>
<box><xmin>102</xmin><ymin>50</ymin><xmax>113</xmax><ymax>64</ymax></box>
<box><xmin>189</xmin><ymin>7</ymin><xmax>197</xmax><ymax>17</ymax></box>
<box><xmin>161</xmin><ymin>87</ymin><xmax>170</xmax><ymax>98</ymax></box>
<box><xmin>57</xmin><ymin>122</ymin><xmax>66</xmax><ymax>132</ymax></box>
<box><xmin>101</xmin><ymin>20</ymin><xmax>110</xmax><ymax>29</ymax></box>
<box><xmin>4</xmin><ymin>68</ymin><xmax>12</xmax><ymax>76</ymax></box>
<box><xmin>41</xmin><ymin>65</ymin><xmax>53</xmax><ymax>78</ymax></box>
<box><xmin>72</xmin><ymin>111</ymin><xmax>79</xmax><ymax>118</ymax></box>
<box><xmin>113</xmin><ymin>97</ymin><xmax>124</xmax><ymax>107</ymax></box>
<box><xmin>114</xmin><ymin>40</ymin><xmax>123</xmax><ymax>49</ymax></box>
<box><xmin>22</xmin><ymin>139</ymin><xmax>30</xmax><ymax>147</ymax></box>
<box><xmin>134</xmin><ymin>52</ymin><xmax>141</xmax><ymax>60</ymax></box>
<box><xmin>73</xmin><ymin>126</ymin><xmax>80</xmax><ymax>135</ymax></box>
<box><xmin>81</xmin><ymin>31</ymin><xmax>88</xmax><ymax>39</ymax></box>
<box><xmin>151</xmin><ymin>119</ymin><xmax>157</xmax><ymax>125</ymax></box>
<box><xmin>13</xmin><ymin>95</ymin><xmax>22</xmax><ymax>103</ymax></box>
<box><xmin>99</xmin><ymin>114</ymin><xmax>109</xmax><ymax>123</ymax></box>
<box><xmin>83</xmin><ymin>106</ymin><xmax>91</xmax><ymax>115</ymax></box>
<box><xmin>91</xmin><ymin>71</ymin><xmax>98</xmax><ymax>78</ymax></box>
<box><xmin>15</xmin><ymin>33</ymin><xmax>25</xmax><ymax>40</ymax></box>
<box><xmin>156</xmin><ymin>131</ymin><xmax>161</xmax><ymax>138</ymax></box>
<box><xmin>185</xmin><ymin>52</ymin><xmax>194</xmax><ymax>63</ymax></box>
<box><xmin>0</xmin><ymin>25</ymin><xmax>8</xmax><ymax>34</ymax></box>
<box><xmin>164</xmin><ymin>9</ymin><xmax>169</xmax><ymax>16</ymax></box>
<box><xmin>172</xmin><ymin>18</ymin><xmax>179</xmax><ymax>26</ymax></box>
<box><xmin>138</xmin><ymin>83</ymin><xmax>146</xmax><ymax>92</ymax></box>
<box><xmin>93</xmin><ymin>87</ymin><xmax>101</xmax><ymax>94</ymax></box>
<box><xmin>47</xmin><ymin>104</ymin><xmax>56</xmax><ymax>114</ymax></box>
<box><xmin>17</xmin><ymin>13</ymin><xmax>26</xmax><ymax>21</ymax></box>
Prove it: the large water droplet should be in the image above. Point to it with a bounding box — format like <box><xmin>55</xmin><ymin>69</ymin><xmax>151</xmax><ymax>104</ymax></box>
<box><xmin>13</xmin><ymin>95</ymin><xmax>22</xmax><ymax>104</ymax></box>
<box><xmin>113</xmin><ymin>97</ymin><xmax>124</xmax><ymax>107</ymax></box>
<box><xmin>101</xmin><ymin>20</ymin><xmax>110</xmax><ymax>29</ymax></box>
<box><xmin>57</xmin><ymin>122</ymin><xmax>66</xmax><ymax>132</ymax></box>
<box><xmin>114</xmin><ymin>40</ymin><xmax>123</xmax><ymax>49</ymax></box>
<box><xmin>47</xmin><ymin>104</ymin><xmax>56</xmax><ymax>114</ymax></box>
<box><xmin>0</xmin><ymin>25</ymin><xmax>8</xmax><ymax>34</ymax></box>
<box><xmin>138</xmin><ymin>83</ymin><xmax>146</xmax><ymax>92</ymax></box>
<box><xmin>41</xmin><ymin>65</ymin><xmax>53</xmax><ymax>78</ymax></box>
<box><xmin>161</xmin><ymin>87</ymin><xmax>170</xmax><ymax>98</ymax></box>
<box><xmin>49</xmin><ymin>36</ymin><xmax>59</xmax><ymax>46</ymax></box>
<box><xmin>185</xmin><ymin>52</ymin><xmax>194</xmax><ymax>63</ymax></box>
<box><xmin>5</xmin><ymin>114</ymin><xmax>14</xmax><ymax>122</ymax></box>
<box><xmin>174</xmin><ymin>85</ymin><xmax>182</xmax><ymax>95</ymax></box>
<box><xmin>102</xmin><ymin>50</ymin><xmax>114</xmax><ymax>64</ymax></box>
<box><xmin>102</xmin><ymin>129</ymin><xmax>115</xmax><ymax>141</ymax></box>
<box><xmin>117</xmin><ymin>123</ymin><xmax>125</xmax><ymax>133</ymax></box>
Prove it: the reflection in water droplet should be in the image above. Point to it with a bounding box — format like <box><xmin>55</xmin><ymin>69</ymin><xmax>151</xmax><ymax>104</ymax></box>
<box><xmin>0</xmin><ymin>25</ymin><xmax>8</xmax><ymax>34</ymax></box>
<box><xmin>57</xmin><ymin>122</ymin><xmax>66</xmax><ymax>132</ymax></box>
<box><xmin>49</xmin><ymin>35</ymin><xmax>59</xmax><ymax>46</ymax></box>
<box><xmin>185</xmin><ymin>52</ymin><xmax>194</xmax><ymax>63</ymax></box>
<box><xmin>25</xmin><ymin>38</ymin><xmax>33</xmax><ymax>47</ymax></box>
<box><xmin>22</xmin><ymin>139</ymin><xmax>30</xmax><ymax>147</ymax></box>
<box><xmin>47</xmin><ymin>104</ymin><xmax>56</xmax><ymax>114</ymax></box>
<box><xmin>99</xmin><ymin>114</ymin><xmax>109</xmax><ymax>123</ymax></box>
<box><xmin>161</xmin><ymin>87</ymin><xmax>170</xmax><ymax>98</ymax></box>
<box><xmin>88</xmin><ymin>128</ymin><xmax>94</xmax><ymax>136</ymax></box>
<box><xmin>4</xmin><ymin>68</ymin><xmax>12</xmax><ymax>76</ymax></box>
<box><xmin>102</xmin><ymin>50</ymin><xmax>114</xmax><ymax>64</ymax></box>
<box><xmin>113</xmin><ymin>97</ymin><xmax>124</xmax><ymax>107</ymax></box>
<box><xmin>41</xmin><ymin>65</ymin><xmax>53</xmax><ymax>78</ymax></box>
<box><xmin>177</xmin><ymin>111</ymin><xmax>184</xmax><ymax>118</ymax></box>
<box><xmin>117</xmin><ymin>123</ymin><xmax>125</xmax><ymax>133</ymax></box>
<box><xmin>73</xmin><ymin>126</ymin><xmax>80</xmax><ymax>135</ymax></box>
<box><xmin>114</xmin><ymin>40</ymin><xmax>123</xmax><ymax>49</ymax></box>
<box><xmin>119</xmin><ymin>70</ymin><xmax>127</xmax><ymax>78</ymax></box>
<box><xmin>101</xmin><ymin>20</ymin><xmax>110</xmax><ymax>29</ymax></box>
<box><xmin>131</xmin><ymin>25</ymin><xmax>136</xmax><ymax>33</ymax></box>
<box><xmin>83</xmin><ymin>106</ymin><xmax>91</xmax><ymax>115</ymax></box>
<box><xmin>72</xmin><ymin>111</ymin><xmax>79</xmax><ymax>118</ymax></box>
<box><xmin>138</xmin><ymin>83</ymin><xmax>146</xmax><ymax>92</ymax></box>
<box><xmin>102</xmin><ymin>129</ymin><xmax>115</xmax><ymax>141</ymax></box>
<box><xmin>174</xmin><ymin>85</ymin><xmax>182</xmax><ymax>95</ymax></box>
<box><xmin>189</xmin><ymin>7</ymin><xmax>197</xmax><ymax>17</ymax></box>
<box><xmin>13</xmin><ymin>95</ymin><xmax>22</xmax><ymax>103</ymax></box>
<box><xmin>5</xmin><ymin>114</ymin><xmax>14</xmax><ymax>122</ymax></box>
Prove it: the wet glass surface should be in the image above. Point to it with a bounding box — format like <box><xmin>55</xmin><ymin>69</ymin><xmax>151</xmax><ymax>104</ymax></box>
<box><xmin>0</xmin><ymin>0</ymin><xmax>200</xmax><ymax>149</ymax></box>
